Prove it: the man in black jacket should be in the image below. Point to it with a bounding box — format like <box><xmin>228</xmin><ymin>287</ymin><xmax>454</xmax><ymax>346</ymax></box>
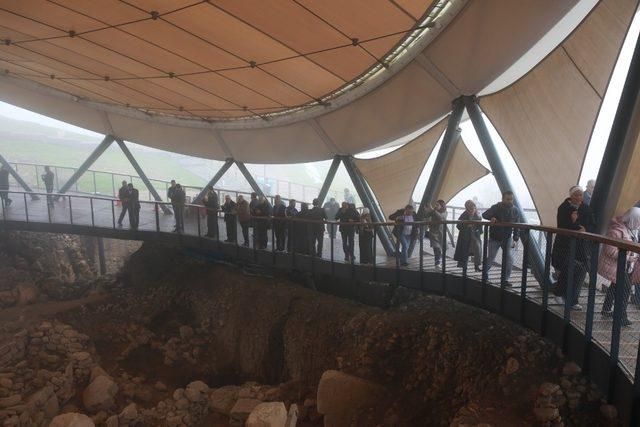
<box><xmin>127</xmin><ymin>183</ymin><xmax>140</xmax><ymax>229</ymax></box>
<box><xmin>335</xmin><ymin>202</ymin><xmax>359</xmax><ymax>261</ymax></box>
<box><xmin>171</xmin><ymin>184</ymin><xmax>186</xmax><ymax>233</ymax></box>
<box><xmin>552</xmin><ymin>186</ymin><xmax>595</xmax><ymax>310</ymax></box>
<box><xmin>254</xmin><ymin>195</ymin><xmax>272</xmax><ymax>249</ymax></box>
<box><xmin>203</xmin><ymin>186</ymin><xmax>219</xmax><ymax>238</ymax></box>
<box><xmin>272</xmin><ymin>195</ymin><xmax>287</xmax><ymax>251</ymax></box>
<box><xmin>482</xmin><ymin>191</ymin><xmax>520</xmax><ymax>286</ymax></box>
<box><xmin>0</xmin><ymin>165</ymin><xmax>11</xmax><ymax>207</ymax></box>
<box><xmin>117</xmin><ymin>180</ymin><xmax>129</xmax><ymax>227</ymax></box>
<box><xmin>308</xmin><ymin>198</ymin><xmax>328</xmax><ymax>257</ymax></box>
<box><xmin>41</xmin><ymin>166</ymin><xmax>55</xmax><ymax>207</ymax></box>
<box><xmin>222</xmin><ymin>195</ymin><xmax>237</xmax><ymax>242</ymax></box>
<box><xmin>285</xmin><ymin>199</ymin><xmax>298</xmax><ymax>252</ymax></box>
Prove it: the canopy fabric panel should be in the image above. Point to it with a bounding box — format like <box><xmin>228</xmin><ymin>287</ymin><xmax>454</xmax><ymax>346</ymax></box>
<box><xmin>438</xmin><ymin>140</ymin><xmax>490</xmax><ymax>204</ymax></box>
<box><xmin>614</xmin><ymin>129</ymin><xmax>640</xmax><ymax>216</ymax></box>
<box><xmin>0</xmin><ymin>0</ymin><xmax>586</xmax><ymax>162</ymax></box>
<box><xmin>479</xmin><ymin>0</ymin><xmax>638</xmax><ymax>226</ymax></box>
<box><xmin>354</xmin><ymin>117</ymin><xmax>448</xmax><ymax>217</ymax></box>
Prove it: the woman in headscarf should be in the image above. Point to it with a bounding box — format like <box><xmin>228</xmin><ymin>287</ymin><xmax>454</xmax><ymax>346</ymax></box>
<box><xmin>599</xmin><ymin>207</ymin><xmax>640</xmax><ymax>326</ymax></box>
<box><xmin>358</xmin><ymin>208</ymin><xmax>374</xmax><ymax>264</ymax></box>
<box><xmin>453</xmin><ymin>200</ymin><xmax>483</xmax><ymax>271</ymax></box>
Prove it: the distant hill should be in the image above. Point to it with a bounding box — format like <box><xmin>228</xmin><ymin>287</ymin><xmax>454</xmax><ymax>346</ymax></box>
<box><xmin>0</xmin><ymin>115</ymin><xmax>100</xmax><ymax>144</ymax></box>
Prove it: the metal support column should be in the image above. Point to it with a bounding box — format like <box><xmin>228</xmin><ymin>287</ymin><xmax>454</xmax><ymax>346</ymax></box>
<box><xmin>235</xmin><ymin>161</ymin><xmax>265</xmax><ymax>198</ymax></box>
<box><xmin>317</xmin><ymin>156</ymin><xmax>341</xmax><ymax>204</ymax></box>
<box><xmin>419</xmin><ymin>97</ymin><xmax>465</xmax><ymax>211</ymax></box>
<box><xmin>54</xmin><ymin>135</ymin><xmax>115</xmax><ymax>200</ymax></box>
<box><xmin>0</xmin><ymin>154</ymin><xmax>39</xmax><ymax>200</ymax></box>
<box><xmin>115</xmin><ymin>139</ymin><xmax>171</xmax><ymax>214</ymax></box>
<box><xmin>591</xmin><ymin>29</ymin><xmax>640</xmax><ymax>233</ymax></box>
<box><xmin>342</xmin><ymin>155</ymin><xmax>395</xmax><ymax>256</ymax></box>
<box><xmin>97</xmin><ymin>237</ymin><xmax>106</xmax><ymax>275</ymax></box>
<box><xmin>464</xmin><ymin>95</ymin><xmax>546</xmax><ymax>283</ymax></box>
<box><xmin>193</xmin><ymin>158</ymin><xmax>234</xmax><ymax>204</ymax></box>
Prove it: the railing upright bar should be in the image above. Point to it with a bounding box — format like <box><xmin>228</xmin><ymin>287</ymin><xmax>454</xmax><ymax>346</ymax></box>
<box><xmin>419</xmin><ymin>223</ymin><xmax>424</xmax><ymax>291</ymax></box>
<box><xmin>395</xmin><ymin>235</ymin><xmax>400</xmax><ymax>287</ymax></box>
<box><xmin>23</xmin><ymin>193</ymin><xmax>28</xmax><ymax>222</ymax></box>
<box><xmin>583</xmin><ymin>242</ymin><xmax>599</xmax><ymax>373</ymax></box>
<box><xmin>291</xmin><ymin>218</ymin><xmax>296</xmax><ymax>270</ymax></box>
<box><xmin>197</xmin><ymin>209</ymin><xmax>201</xmax><ymax>238</ymax></box>
<box><xmin>90</xmin><ymin>198</ymin><xmax>95</xmax><ymax>227</ymax></box>
<box><xmin>541</xmin><ymin>231</ymin><xmax>553</xmax><ymax>336</ymax></box>
<box><xmin>499</xmin><ymin>235</ymin><xmax>508</xmax><ymax>315</ymax></box>
<box><xmin>272</xmin><ymin>218</ymin><xmax>276</xmax><ymax>266</ymax></box>
<box><xmin>442</xmin><ymin>222</ymin><xmax>447</xmax><ymax>295</ymax></box>
<box><xmin>462</xmin><ymin>226</ymin><xmax>468</xmax><ymax>298</ymax></box>
<box><xmin>155</xmin><ymin>203</ymin><xmax>160</xmax><ymax>232</ymax></box>
<box><xmin>330</xmin><ymin>223</ymin><xmax>335</xmax><ymax>277</ymax></box>
<box><xmin>372</xmin><ymin>224</ymin><xmax>377</xmax><ymax>282</ymax></box>
<box><xmin>54</xmin><ymin>166</ymin><xmax>59</xmax><ymax>190</ymax></box>
<box><xmin>111</xmin><ymin>200</ymin><xmax>115</xmax><ymax>229</ymax></box>
<box><xmin>0</xmin><ymin>195</ymin><xmax>5</xmax><ymax>221</ymax></box>
<box><xmin>608</xmin><ymin>248</ymin><xmax>628</xmax><ymax>402</ymax></box>
<box><xmin>481</xmin><ymin>224</ymin><xmax>489</xmax><ymax>307</ymax></box>
<box><xmin>520</xmin><ymin>229</ymin><xmax>530</xmax><ymax>323</ymax></box>
<box><xmin>35</xmin><ymin>165</ymin><xmax>40</xmax><ymax>190</ymax></box>
<box><xmin>67</xmin><ymin>197</ymin><xmax>71</xmax><ymax>225</ymax></box>
<box><xmin>92</xmin><ymin>171</ymin><xmax>97</xmax><ymax>194</ymax></box>
<box><xmin>562</xmin><ymin>238</ymin><xmax>577</xmax><ymax>353</ymax></box>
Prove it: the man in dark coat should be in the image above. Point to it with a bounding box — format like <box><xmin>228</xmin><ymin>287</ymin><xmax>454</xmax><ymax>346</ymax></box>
<box><xmin>222</xmin><ymin>195</ymin><xmax>237</xmax><ymax>242</ymax></box>
<box><xmin>335</xmin><ymin>202</ymin><xmax>359</xmax><ymax>261</ymax></box>
<box><xmin>323</xmin><ymin>197</ymin><xmax>340</xmax><ymax>239</ymax></box>
<box><xmin>308</xmin><ymin>198</ymin><xmax>328</xmax><ymax>257</ymax></box>
<box><xmin>552</xmin><ymin>185</ymin><xmax>595</xmax><ymax>310</ymax></box>
<box><xmin>117</xmin><ymin>180</ymin><xmax>129</xmax><ymax>227</ymax></box>
<box><xmin>272</xmin><ymin>195</ymin><xmax>287</xmax><ymax>251</ymax></box>
<box><xmin>285</xmin><ymin>199</ymin><xmax>298</xmax><ymax>252</ymax></box>
<box><xmin>295</xmin><ymin>203</ymin><xmax>310</xmax><ymax>254</ymax></box>
<box><xmin>203</xmin><ymin>186</ymin><xmax>219</xmax><ymax>238</ymax></box>
<box><xmin>253</xmin><ymin>195</ymin><xmax>272</xmax><ymax>249</ymax></box>
<box><xmin>127</xmin><ymin>183</ymin><xmax>140</xmax><ymax>229</ymax></box>
<box><xmin>41</xmin><ymin>166</ymin><xmax>55</xmax><ymax>207</ymax></box>
<box><xmin>249</xmin><ymin>192</ymin><xmax>259</xmax><ymax>246</ymax></box>
<box><xmin>481</xmin><ymin>191</ymin><xmax>520</xmax><ymax>286</ymax></box>
<box><xmin>0</xmin><ymin>165</ymin><xmax>11</xmax><ymax>207</ymax></box>
<box><xmin>171</xmin><ymin>183</ymin><xmax>186</xmax><ymax>233</ymax></box>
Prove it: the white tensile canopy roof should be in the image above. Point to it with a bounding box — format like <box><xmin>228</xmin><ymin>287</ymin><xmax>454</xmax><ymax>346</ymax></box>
<box><xmin>0</xmin><ymin>0</ymin><xmax>581</xmax><ymax>163</ymax></box>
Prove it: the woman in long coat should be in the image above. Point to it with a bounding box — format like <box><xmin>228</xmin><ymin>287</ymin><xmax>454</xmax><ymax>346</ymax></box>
<box><xmin>358</xmin><ymin>208</ymin><xmax>374</xmax><ymax>264</ymax></box>
<box><xmin>424</xmin><ymin>200</ymin><xmax>447</xmax><ymax>267</ymax></box>
<box><xmin>599</xmin><ymin>207</ymin><xmax>640</xmax><ymax>326</ymax></box>
<box><xmin>454</xmin><ymin>200</ymin><xmax>483</xmax><ymax>271</ymax></box>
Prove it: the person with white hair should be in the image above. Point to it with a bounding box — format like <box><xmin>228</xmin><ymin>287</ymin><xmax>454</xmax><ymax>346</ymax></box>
<box><xmin>583</xmin><ymin>179</ymin><xmax>596</xmax><ymax>206</ymax></box>
<box><xmin>454</xmin><ymin>199</ymin><xmax>483</xmax><ymax>271</ymax></box>
<box><xmin>599</xmin><ymin>207</ymin><xmax>640</xmax><ymax>326</ymax></box>
<box><xmin>552</xmin><ymin>185</ymin><xmax>595</xmax><ymax>310</ymax></box>
<box><xmin>358</xmin><ymin>207</ymin><xmax>374</xmax><ymax>264</ymax></box>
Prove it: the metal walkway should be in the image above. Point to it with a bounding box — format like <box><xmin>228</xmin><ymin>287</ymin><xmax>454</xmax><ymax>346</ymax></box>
<box><xmin>1</xmin><ymin>189</ymin><xmax>639</xmax><ymax>424</ymax></box>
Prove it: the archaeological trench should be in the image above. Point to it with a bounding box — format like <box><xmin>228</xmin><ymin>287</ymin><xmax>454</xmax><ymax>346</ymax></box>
<box><xmin>0</xmin><ymin>231</ymin><xmax>622</xmax><ymax>426</ymax></box>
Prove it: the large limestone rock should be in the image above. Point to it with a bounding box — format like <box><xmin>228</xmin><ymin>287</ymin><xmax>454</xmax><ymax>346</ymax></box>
<box><xmin>185</xmin><ymin>380</ymin><xmax>209</xmax><ymax>402</ymax></box>
<box><xmin>209</xmin><ymin>385</ymin><xmax>240</xmax><ymax>415</ymax></box>
<box><xmin>49</xmin><ymin>412</ymin><xmax>95</xmax><ymax>427</ymax></box>
<box><xmin>229</xmin><ymin>398</ymin><xmax>261</xmax><ymax>423</ymax></box>
<box><xmin>316</xmin><ymin>370</ymin><xmax>387</xmax><ymax>427</ymax></box>
<box><xmin>246</xmin><ymin>402</ymin><xmax>288</xmax><ymax>427</ymax></box>
<box><xmin>82</xmin><ymin>375</ymin><xmax>118</xmax><ymax>412</ymax></box>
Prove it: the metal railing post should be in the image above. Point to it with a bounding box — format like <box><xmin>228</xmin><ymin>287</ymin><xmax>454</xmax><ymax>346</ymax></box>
<box><xmin>499</xmin><ymin>234</ymin><xmax>508</xmax><ymax>315</ymax></box>
<box><xmin>330</xmin><ymin>223</ymin><xmax>335</xmax><ymax>277</ymax></box>
<box><xmin>608</xmin><ymin>249</ymin><xmax>628</xmax><ymax>402</ymax></box>
<box><xmin>520</xmin><ymin>229</ymin><xmax>530</xmax><ymax>323</ymax></box>
<box><xmin>481</xmin><ymin>224</ymin><xmax>489</xmax><ymax>306</ymax></box>
<box><xmin>372</xmin><ymin>224</ymin><xmax>377</xmax><ymax>282</ymax></box>
<box><xmin>90</xmin><ymin>197</ymin><xmax>95</xmax><ymax>227</ymax></box>
<box><xmin>583</xmin><ymin>242</ymin><xmax>599</xmax><ymax>373</ymax></box>
<box><xmin>541</xmin><ymin>231</ymin><xmax>553</xmax><ymax>336</ymax></box>
<box><xmin>155</xmin><ymin>203</ymin><xmax>160</xmax><ymax>232</ymax></box>
<box><xmin>111</xmin><ymin>200</ymin><xmax>116</xmax><ymax>229</ymax></box>
<box><xmin>23</xmin><ymin>193</ymin><xmax>28</xmax><ymax>222</ymax></box>
<box><xmin>441</xmin><ymin>222</ymin><xmax>447</xmax><ymax>295</ymax></box>
<box><xmin>562</xmin><ymin>238</ymin><xmax>577</xmax><ymax>353</ymax></box>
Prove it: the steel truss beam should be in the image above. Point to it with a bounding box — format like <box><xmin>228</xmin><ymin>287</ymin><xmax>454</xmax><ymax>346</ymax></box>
<box><xmin>463</xmin><ymin>95</ymin><xmax>546</xmax><ymax>283</ymax></box>
<box><xmin>193</xmin><ymin>158</ymin><xmax>234</xmax><ymax>204</ymax></box>
<box><xmin>234</xmin><ymin>161</ymin><xmax>265</xmax><ymax>199</ymax></box>
<box><xmin>591</xmin><ymin>29</ymin><xmax>640</xmax><ymax>234</ymax></box>
<box><xmin>317</xmin><ymin>156</ymin><xmax>341</xmax><ymax>205</ymax></box>
<box><xmin>115</xmin><ymin>139</ymin><xmax>171</xmax><ymax>215</ymax></box>
<box><xmin>0</xmin><ymin>154</ymin><xmax>39</xmax><ymax>200</ymax></box>
<box><xmin>55</xmin><ymin>135</ymin><xmax>115</xmax><ymax>200</ymax></box>
<box><xmin>342</xmin><ymin>155</ymin><xmax>396</xmax><ymax>256</ymax></box>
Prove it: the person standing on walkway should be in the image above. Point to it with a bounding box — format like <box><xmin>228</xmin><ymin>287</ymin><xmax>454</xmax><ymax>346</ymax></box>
<box><xmin>323</xmin><ymin>197</ymin><xmax>340</xmax><ymax>239</ymax></box>
<box><xmin>236</xmin><ymin>195</ymin><xmax>250</xmax><ymax>245</ymax></box>
<box><xmin>171</xmin><ymin>183</ymin><xmax>186</xmax><ymax>233</ymax></box>
<box><xmin>295</xmin><ymin>203</ymin><xmax>310</xmax><ymax>254</ymax></box>
<box><xmin>167</xmin><ymin>180</ymin><xmax>178</xmax><ymax>231</ymax></box>
<box><xmin>254</xmin><ymin>195</ymin><xmax>271</xmax><ymax>249</ymax></box>
<box><xmin>249</xmin><ymin>192</ymin><xmax>259</xmax><ymax>246</ymax></box>
<box><xmin>308</xmin><ymin>198</ymin><xmax>327</xmax><ymax>257</ymax></box>
<box><xmin>127</xmin><ymin>183</ymin><xmax>140</xmax><ymax>229</ymax></box>
<box><xmin>599</xmin><ymin>207</ymin><xmax>640</xmax><ymax>327</ymax></box>
<box><xmin>344</xmin><ymin>188</ymin><xmax>356</xmax><ymax>205</ymax></box>
<box><xmin>335</xmin><ymin>201</ymin><xmax>359</xmax><ymax>261</ymax></box>
<box><xmin>117</xmin><ymin>180</ymin><xmax>130</xmax><ymax>227</ymax></box>
<box><xmin>272</xmin><ymin>195</ymin><xmax>287</xmax><ymax>251</ymax></box>
<box><xmin>222</xmin><ymin>195</ymin><xmax>237</xmax><ymax>243</ymax></box>
<box><xmin>390</xmin><ymin>204</ymin><xmax>416</xmax><ymax>267</ymax></box>
<box><xmin>583</xmin><ymin>179</ymin><xmax>595</xmax><ymax>206</ymax></box>
<box><xmin>359</xmin><ymin>208</ymin><xmax>374</xmax><ymax>264</ymax></box>
<box><xmin>424</xmin><ymin>200</ymin><xmax>447</xmax><ymax>267</ymax></box>
<box><xmin>454</xmin><ymin>200</ymin><xmax>483</xmax><ymax>271</ymax></box>
<box><xmin>482</xmin><ymin>191</ymin><xmax>520</xmax><ymax>286</ymax></box>
<box><xmin>203</xmin><ymin>186</ymin><xmax>219</xmax><ymax>238</ymax></box>
<box><xmin>41</xmin><ymin>166</ymin><xmax>55</xmax><ymax>207</ymax></box>
<box><xmin>285</xmin><ymin>199</ymin><xmax>298</xmax><ymax>252</ymax></box>
<box><xmin>552</xmin><ymin>186</ymin><xmax>595</xmax><ymax>310</ymax></box>
<box><xmin>0</xmin><ymin>165</ymin><xmax>11</xmax><ymax>207</ymax></box>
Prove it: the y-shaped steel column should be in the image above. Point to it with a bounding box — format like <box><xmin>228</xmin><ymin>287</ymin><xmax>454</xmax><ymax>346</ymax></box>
<box><xmin>235</xmin><ymin>161</ymin><xmax>265</xmax><ymax>198</ymax></box>
<box><xmin>0</xmin><ymin>154</ymin><xmax>39</xmax><ymax>200</ymax></box>
<box><xmin>316</xmin><ymin>156</ymin><xmax>341</xmax><ymax>205</ymax></box>
<box><xmin>193</xmin><ymin>158</ymin><xmax>234</xmax><ymax>204</ymax></box>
